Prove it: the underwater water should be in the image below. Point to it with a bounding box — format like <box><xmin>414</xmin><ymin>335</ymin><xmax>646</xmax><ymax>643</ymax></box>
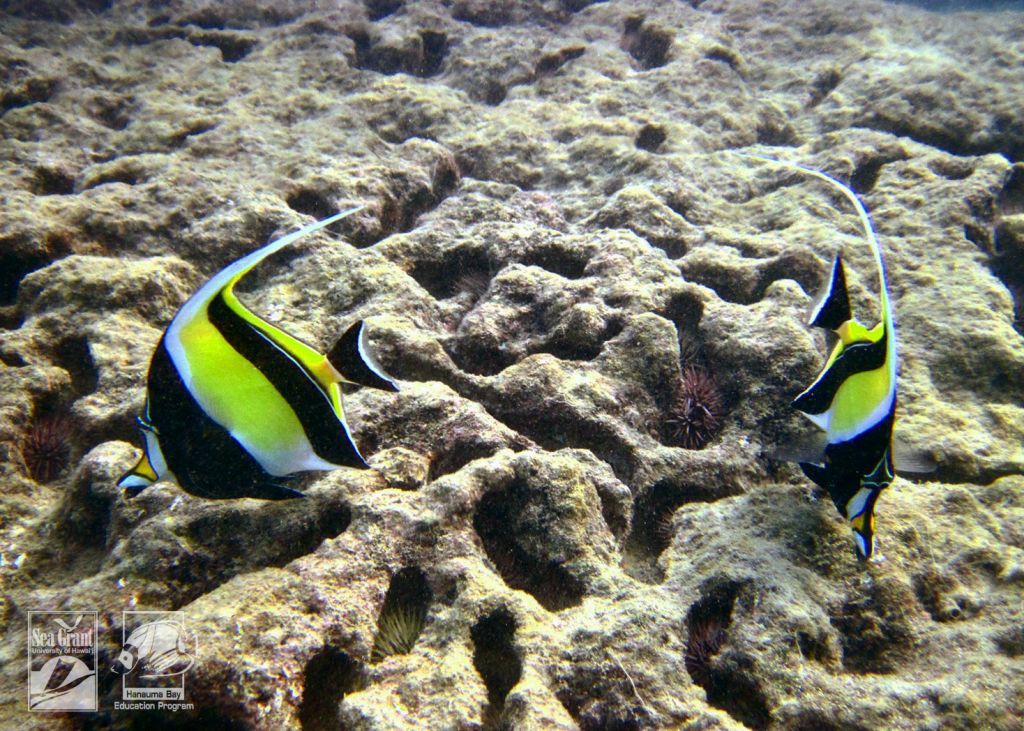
<box><xmin>1</xmin><ymin>0</ymin><xmax>1023</xmax><ymax>729</ymax></box>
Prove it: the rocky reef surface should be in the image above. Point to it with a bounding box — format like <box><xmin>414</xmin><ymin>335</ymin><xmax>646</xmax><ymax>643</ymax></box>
<box><xmin>1</xmin><ymin>0</ymin><xmax>1023</xmax><ymax>728</ymax></box>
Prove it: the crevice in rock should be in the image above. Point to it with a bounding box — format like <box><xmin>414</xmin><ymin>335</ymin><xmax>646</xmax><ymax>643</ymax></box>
<box><xmin>371</xmin><ymin>566</ymin><xmax>432</xmax><ymax>662</ymax></box>
<box><xmin>54</xmin><ymin>335</ymin><xmax>99</xmax><ymax>396</ymax></box>
<box><xmin>471</xmin><ymin>607</ymin><xmax>521</xmax><ymax>729</ymax></box>
<box><xmin>626</xmin><ymin>479</ymin><xmax>727</xmax><ymax>559</ymax></box>
<box><xmin>534</xmin><ymin>45</ymin><xmax>586</xmax><ymax>78</ymax></box>
<box><xmin>970</xmin><ymin>166</ymin><xmax>1024</xmax><ymax>335</ymax></box>
<box><xmin>354</xmin><ymin>157</ymin><xmax>460</xmax><ymax>246</ymax></box>
<box><xmin>365</xmin><ymin>0</ymin><xmax>402</xmax><ymax>21</ymax></box>
<box><xmin>686</xmin><ymin>581</ymin><xmax>769</xmax><ymax>730</ymax></box>
<box><xmin>286</xmin><ymin>188</ymin><xmax>338</xmax><ymax>220</ymax></box>
<box><xmin>452</xmin><ymin>2</ymin><xmax>513</xmax><ymax>27</ymax></box>
<box><xmin>409</xmin><ymin>248</ymin><xmax>493</xmax><ymax>300</ymax></box>
<box><xmin>0</xmin><ymin>75</ymin><xmax>57</xmax><ymax>113</ymax></box>
<box><xmin>0</xmin><ymin>248</ymin><xmax>50</xmax><ymax>307</ymax></box>
<box><xmin>167</xmin><ymin>499</ymin><xmax>352</xmax><ymax>609</ymax></box>
<box><xmin>807</xmin><ymin>67</ymin><xmax>841</xmax><ymax>108</ymax></box>
<box><xmin>535</xmin><ymin>316</ymin><xmax>623</xmax><ymax>363</ymax></box>
<box><xmin>486</xmin><ymin>400</ymin><xmax>637</xmax><ymax>485</ymax></box>
<box><xmin>621</xmin><ymin>15</ymin><xmax>673</xmax><ymax>70</ymax></box>
<box><xmin>170</xmin><ymin>120</ymin><xmax>216</xmax><ymax>148</ymax></box>
<box><xmin>635</xmin><ymin>123</ymin><xmax>666</xmax><ymax>152</ymax></box>
<box><xmin>348</xmin><ymin>28</ymin><xmax>448</xmax><ymax>77</ymax></box>
<box><xmin>299</xmin><ymin>646</ymin><xmax>361</xmax><ymax>731</ymax></box>
<box><xmin>31</xmin><ymin>164</ymin><xmax>76</xmax><ymax>195</ymax></box>
<box><xmin>473</xmin><ymin>478</ymin><xmax>585</xmax><ymax>611</ymax></box>
<box><xmin>427</xmin><ymin>437</ymin><xmax>500</xmax><ymax>482</ymax></box>
<box><xmin>520</xmin><ymin>245</ymin><xmax>589</xmax><ymax>280</ymax></box>
<box><xmin>188</xmin><ymin>32</ymin><xmax>257</xmax><ymax>63</ymax></box>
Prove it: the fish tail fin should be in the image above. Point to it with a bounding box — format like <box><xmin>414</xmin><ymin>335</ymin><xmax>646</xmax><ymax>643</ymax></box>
<box><xmin>808</xmin><ymin>254</ymin><xmax>851</xmax><ymax>330</ymax></box>
<box><xmin>328</xmin><ymin>321</ymin><xmax>400</xmax><ymax>392</ymax></box>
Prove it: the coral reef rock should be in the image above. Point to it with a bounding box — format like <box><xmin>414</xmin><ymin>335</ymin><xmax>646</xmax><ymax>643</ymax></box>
<box><xmin>1</xmin><ymin>0</ymin><xmax>1022</xmax><ymax>729</ymax></box>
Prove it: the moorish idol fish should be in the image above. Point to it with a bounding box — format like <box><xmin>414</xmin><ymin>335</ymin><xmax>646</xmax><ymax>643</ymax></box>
<box><xmin>745</xmin><ymin>154</ymin><xmax>898</xmax><ymax>560</ymax></box>
<box><xmin>118</xmin><ymin>207</ymin><xmax>399</xmax><ymax>500</ymax></box>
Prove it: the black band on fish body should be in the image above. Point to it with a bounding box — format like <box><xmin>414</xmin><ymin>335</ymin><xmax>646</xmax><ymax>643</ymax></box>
<box><xmin>792</xmin><ymin>329</ymin><xmax>889</xmax><ymax>415</ymax></box>
<box><xmin>328</xmin><ymin>321</ymin><xmax>400</xmax><ymax>392</ymax></box>
<box><xmin>206</xmin><ymin>291</ymin><xmax>369</xmax><ymax>470</ymax></box>
<box><xmin>808</xmin><ymin>255</ymin><xmax>852</xmax><ymax>331</ymax></box>
<box><xmin>146</xmin><ymin>338</ymin><xmax>283</xmax><ymax>499</ymax></box>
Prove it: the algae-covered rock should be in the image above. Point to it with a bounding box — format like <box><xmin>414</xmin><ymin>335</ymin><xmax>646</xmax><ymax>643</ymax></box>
<box><xmin>1</xmin><ymin>0</ymin><xmax>1023</xmax><ymax>729</ymax></box>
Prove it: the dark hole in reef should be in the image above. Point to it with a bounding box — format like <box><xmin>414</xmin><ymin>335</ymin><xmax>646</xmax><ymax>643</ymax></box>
<box><xmin>371</xmin><ymin>566</ymin><xmax>432</xmax><ymax>662</ymax></box>
<box><xmin>409</xmin><ymin>248</ymin><xmax>493</xmax><ymax>299</ymax></box>
<box><xmin>418</xmin><ymin>30</ymin><xmax>447</xmax><ymax>76</ymax></box>
<box><xmin>428</xmin><ymin>438</ymin><xmax>500</xmax><ymax>482</ymax></box>
<box><xmin>535</xmin><ymin>45</ymin><xmax>585</xmax><ymax>77</ymax></box>
<box><xmin>299</xmin><ymin>645</ymin><xmax>361</xmax><ymax>731</ymax></box>
<box><xmin>537</xmin><ymin>316</ymin><xmax>623</xmax><ymax>363</ymax></box>
<box><xmin>489</xmin><ymin>400</ymin><xmax>637</xmax><ymax>484</ymax></box>
<box><xmin>686</xmin><ymin>582</ymin><xmax>769</xmax><ymax>730</ymax></box>
<box><xmin>188</xmin><ymin>32</ymin><xmax>257</xmax><ymax>63</ymax></box>
<box><xmin>170</xmin><ymin>120</ymin><xmax>216</xmax><ymax>148</ymax></box>
<box><xmin>54</xmin><ymin>336</ymin><xmax>99</xmax><ymax>396</ymax></box>
<box><xmin>626</xmin><ymin>480</ymin><xmax>722</xmax><ymax>558</ymax></box>
<box><xmin>520</xmin><ymin>245</ymin><xmax>589</xmax><ymax>280</ymax></box>
<box><xmin>471</xmin><ymin>607</ymin><xmax>521</xmax><ymax>728</ymax></box>
<box><xmin>621</xmin><ymin>15</ymin><xmax>673</xmax><ymax>70</ymax></box>
<box><xmin>473</xmin><ymin>479</ymin><xmax>585</xmax><ymax>612</ymax></box>
<box><xmin>482</xmin><ymin>81</ymin><xmax>507</xmax><ymax>106</ymax></box>
<box><xmin>703</xmin><ymin>47</ymin><xmax>743</xmax><ymax>75</ymax></box>
<box><xmin>286</xmin><ymin>189</ymin><xmax>338</xmax><ymax>220</ymax></box>
<box><xmin>170</xmin><ymin>500</ymin><xmax>352</xmax><ymax>609</ymax></box>
<box><xmin>432</xmin><ymin>155</ymin><xmax>461</xmax><ymax>200</ymax></box>
<box><xmin>997</xmin><ymin>165</ymin><xmax>1024</xmax><ymax>215</ymax></box>
<box><xmin>661</xmin><ymin>290</ymin><xmax>704</xmax><ymax>347</ymax></box>
<box><xmin>755</xmin><ymin>116</ymin><xmax>798</xmax><ymax>147</ymax></box>
<box><xmin>32</xmin><ymin>165</ymin><xmax>75</xmax><ymax>195</ymax></box>
<box><xmin>635</xmin><ymin>123</ymin><xmax>666</xmax><ymax>152</ymax></box>
<box><xmin>365</xmin><ymin>0</ymin><xmax>402</xmax><ymax>21</ymax></box>
<box><xmin>0</xmin><ymin>76</ymin><xmax>56</xmax><ymax>112</ymax></box>
<box><xmin>0</xmin><ymin>250</ymin><xmax>50</xmax><ymax>306</ymax></box>
<box><xmin>850</xmin><ymin>157</ymin><xmax>887</xmax><ymax>194</ymax></box>
<box><xmin>808</xmin><ymin>67</ymin><xmax>841</xmax><ymax>107</ymax></box>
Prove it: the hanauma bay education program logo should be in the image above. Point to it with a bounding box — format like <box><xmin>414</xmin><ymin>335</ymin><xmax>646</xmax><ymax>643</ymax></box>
<box><xmin>112</xmin><ymin>611</ymin><xmax>197</xmax><ymax>710</ymax></box>
<box><xmin>27</xmin><ymin>611</ymin><xmax>98</xmax><ymax>712</ymax></box>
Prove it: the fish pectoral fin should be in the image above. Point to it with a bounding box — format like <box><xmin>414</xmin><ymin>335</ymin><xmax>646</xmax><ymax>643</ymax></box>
<box><xmin>249</xmin><ymin>482</ymin><xmax>306</xmax><ymax>500</ymax></box>
<box><xmin>808</xmin><ymin>254</ymin><xmax>851</xmax><ymax>331</ymax></box>
<box><xmin>117</xmin><ymin>454</ymin><xmax>158</xmax><ymax>496</ymax></box>
<box><xmin>798</xmin><ymin>462</ymin><xmax>831</xmax><ymax>490</ymax></box>
<box><xmin>769</xmin><ymin>430</ymin><xmax>828</xmax><ymax>464</ymax></box>
<box><xmin>328</xmin><ymin>321</ymin><xmax>400</xmax><ymax>392</ymax></box>
<box><xmin>893</xmin><ymin>438</ymin><xmax>936</xmax><ymax>476</ymax></box>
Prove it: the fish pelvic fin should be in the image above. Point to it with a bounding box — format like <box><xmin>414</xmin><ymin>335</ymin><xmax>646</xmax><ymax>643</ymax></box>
<box><xmin>328</xmin><ymin>321</ymin><xmax>400</xmax><ymax>392</ymax></box>
<box><xmin>118</xmin><ymin>454</ymin><xmax>158</xmax><ymax>497</ymax></box>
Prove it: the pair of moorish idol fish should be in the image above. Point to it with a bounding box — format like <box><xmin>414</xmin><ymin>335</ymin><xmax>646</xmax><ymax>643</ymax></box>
<box><xmin>118</xmin><ymin>207</ymin><xmax>399</xmax><ymax>500</ymax></box>
<box><xmin>744</xmin><ymin>154</ymin><xmax>930</xmax><ymax>560</ymax></box>
<box><xmin>119</xmin><ymin>158</ymin><xmax>915</xmax><ymax>560</ymax></box>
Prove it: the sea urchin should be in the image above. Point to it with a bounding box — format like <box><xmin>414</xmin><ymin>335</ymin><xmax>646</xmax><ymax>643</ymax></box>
<box><xmin>20</xmin><ymin>413</ymin><xmax>73</xmax><ymax>483</ymax></box>
<box><xmin>667</xmin><ymin>366</ymin><xmax>723</xmax><ymax>449</ymax></box>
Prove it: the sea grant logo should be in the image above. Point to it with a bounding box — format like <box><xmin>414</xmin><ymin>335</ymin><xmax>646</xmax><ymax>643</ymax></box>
<box><xmin>112</xmin><ymin>611</ymin><xmax>197</xmax><ymax>712</ymax></box>
<box><xmin>27</xmin><ymin>611</ymin><xmax>98</xmax><ymax>712</ymax></box>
